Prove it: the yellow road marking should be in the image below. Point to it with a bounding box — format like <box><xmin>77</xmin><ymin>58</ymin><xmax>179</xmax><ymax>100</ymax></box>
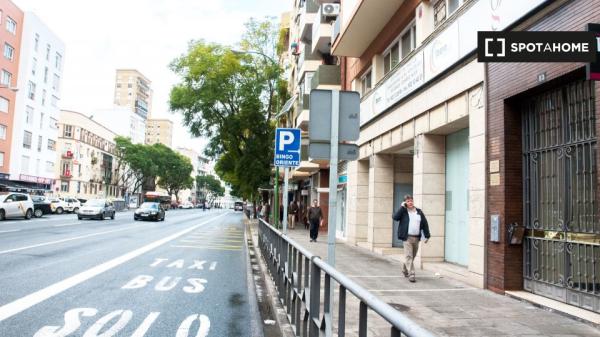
<box><xmin>171</xmin><ymin>245</ymin><xmax>242</xmax><ymax>251</ymax></box>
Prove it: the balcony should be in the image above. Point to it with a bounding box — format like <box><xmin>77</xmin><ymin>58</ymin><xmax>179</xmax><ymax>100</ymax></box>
<box><xmin>60</xmin><ymin>171</ymin><xmax>72</xmax><ymax>180</ymax></box>
<box><xmin>61</xmin><ymin>150</ymin><xmax>74</xmax><ymax>159</ymax></box>
<box><xmin>295</xmin><ymin>94</ymin><xmax>310</xmax><ymax>131</ymax></box>
<box><xmin>297</xmin><ymin>46</ymin><xmax>321</xmax><ymax>85</ymax></box>
<box><xmin>311</xmin><ymin>19</ymin><xmax>333</xmax><ymax>54</ymax></box>
<box><xmin>331</xmin><ymin>17</ymin><xmax>341</xmax><ymax>45</ymax></box>
<box><xmin>299</xmin><ymin>0</ymin><xmax>319</xmax><ymax>44</ymax></box>
<box><xmin>310</xmin><ymin>65</ymin><xmax>341</xmax><ymax>90</ymax></box>
<box><xmin>331</xmin><ymin>0</ymin><xmax>405</xmax><ymax>57</ymax></box>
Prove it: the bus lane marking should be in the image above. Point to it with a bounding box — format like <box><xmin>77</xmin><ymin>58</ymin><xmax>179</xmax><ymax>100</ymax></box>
<box><xmin>0</xmin><ymin>212</ymin><xmax>228</xmax><ymax>322</ymax></box>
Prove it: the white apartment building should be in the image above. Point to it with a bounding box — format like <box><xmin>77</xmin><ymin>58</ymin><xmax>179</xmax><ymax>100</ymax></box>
<box><xmin>91</xmin><ymin>106</ymin><xmax>145</xmax><ymax>144</ymax></box>
<box><xmin>8</xmin><ymin>12</ymin><xmax>64</xmax><ymax>192</ymax></box>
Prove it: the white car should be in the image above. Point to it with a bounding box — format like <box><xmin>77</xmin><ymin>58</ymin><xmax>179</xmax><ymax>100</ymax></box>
<box><xmin>78</xmin><ymin>199</ymin><xmax>116</xmax><ymax>220</ymax></box>
<box><xmin>178</xmin><ymin>202</ymin><xmax>194</xmax><ymax>209</ymax></box>
<box><xmin>49</xmin><ymin>197</ymin><xmax>81</xmax><ymax>214</ymax></box>
<box><xmin>0</xmin><ymin>192</ymin><xmax>35</xmax><ymax>220</ymax></box>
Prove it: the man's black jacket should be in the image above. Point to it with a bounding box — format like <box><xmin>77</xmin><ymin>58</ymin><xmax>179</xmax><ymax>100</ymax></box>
<box><xmin>392</xmin><ymin>206</ymin><xmax>431</xmax><ymax>241</ymax></box>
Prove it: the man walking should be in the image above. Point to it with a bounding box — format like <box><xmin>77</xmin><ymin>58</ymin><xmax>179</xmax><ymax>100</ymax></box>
<box><xmin>288</xmin><ymin>199</ymin><xmax>298</xmax><ymax>229</ymax></box>
<box><xmin>392</xmin><ymin>195</ymin><xmax>430</xmax><ymax>282</ymax></box>
<box><xmin>308</xmin><ymin>199</ymin><xmax>323</xmax><ymax>242</ymax></box>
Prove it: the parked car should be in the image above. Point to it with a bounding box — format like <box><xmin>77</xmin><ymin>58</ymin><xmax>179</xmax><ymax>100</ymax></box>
<box><xmin>31</xmin><ymin>195</ymin><xmax>52</xmax><ymax>218</ymax></box>
<box><xmin>234</xmin><ymin>201</ymin><xmax>243</xmax><ymax>211</ymax></box>
<box><xmin>134</xmin><ymin>202</ymin><xmax>165</xmax><ymax>221</ymax></box>
<box><xmin>178</xmin><ymin>202</ymin><xmax>194</xmax><ymax>209</ymax></box>
<box><xmin>49</xmin><ymin>197</ymin><xmax>81</xmax><ymax>214</ymax></box>
<box><xmin>78</xmin><ymin>199</ymin><xmax>116</xmax><ymax>220</ymax></box>
<box><xmin>0</xmin><ymin>192</ymin><xmax>34</xmax><ymax>220</ymax></box>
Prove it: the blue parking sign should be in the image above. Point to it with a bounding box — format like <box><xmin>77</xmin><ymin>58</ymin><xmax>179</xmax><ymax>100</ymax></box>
<box><xmin>274</xmin><ymin>128</ymin><xmax>301</xmax><ymax>167</ymax></box>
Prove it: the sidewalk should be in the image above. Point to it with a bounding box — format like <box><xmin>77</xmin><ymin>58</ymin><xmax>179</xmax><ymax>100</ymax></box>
<box><xmin>255</xmin><ymin>222</ymin><xmax>600</xmax><ymax>336</ymax></box>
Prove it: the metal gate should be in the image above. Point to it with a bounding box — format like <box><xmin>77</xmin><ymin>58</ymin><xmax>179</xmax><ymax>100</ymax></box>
<box><xmin>522</xmin><ymin>80</ymin><xmax>600</xmax><ymax>313</ymax></box>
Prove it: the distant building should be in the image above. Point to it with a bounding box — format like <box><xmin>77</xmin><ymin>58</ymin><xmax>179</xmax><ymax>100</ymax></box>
<box><xmin>113</xmin><ymin>69</ymin><xmax>152</xmax><ymax>120</ymax></box>
<box><xmin>91</xmin><ymin>106</ymin><xmax>145</xmax><ymax>144</ymax></box>
<box><xmin>145</xmin><ymin>118</ymin><xmax>173</xmax><ymax>148</ymax></box>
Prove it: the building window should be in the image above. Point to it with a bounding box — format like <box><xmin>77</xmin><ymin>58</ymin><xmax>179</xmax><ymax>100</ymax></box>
<box><xmin>116</xmin><ymin>83</ymin><xmax>121</xmax><ymax>88</ymax></box>
<box><xmin>1</xmin><ymin>69</ymin><xmax>12</xmax><ymax>86</ymax></box>
<box><xmin>4</xmin><ymin>43</ymin><xmax>14</xmax><ymax>61</ymax></box>
<box><xmin>42</xmin><ymin>89</ymin><xmax>46</xmax><ymax>106</ymax></box>
<box><xmin>37</xmin><ymin>135</ymin><xmax>42</xmax><ymax>151</ymax></box>
<box><xmin>61</xmin><ymin>181</ymin><xmax>69</xmax><ymax>192</ymax></box>
<box><xmin>50</xmin><ymin>117</ymin><xmax>58</xmax><ymax>129</ymax></box>
<box><xmin>47</xmin><ymin>139</ymin><xmax>56</xmax><ymax>150</ymax></box>
<box><xmin>51</xmin><ymin>95</ymin><xmax>58</xmax><ymax>107</ymax></box>
<box><xmin>400</xmin><ymin>24</ymin><xmax>416</xmax><ymax>59</ymax></box>
<box><xmin>46</xmin><ymin>161</ymin><xmax>54</xmax><ymax>173</ymax></box>
<box><xmin>21</xmin><ymin>155</ymin><xmax>30</xmax><ymax>172</ymax></box>
<box><xmin>53</xmin><ymin>74</ymin><xmax>60</xmax><ymax>92</ymax></box>
<box><xmin>0</xmin><ymin>152</ymin><xmax>4</xmax><ymax>167</ymax></box>
<box><xmin>55</xmin><ymin>52</ymin><xmax>62</xmax><ymax>71</ymax></box>
<box><xmin>434</xmin><ymin>0</ymin><xmax>463</xmax><ymax>27</ymax></box>
<box><xmin>44</xmin><ymin>67</ymin><xmax>48</xmax><ymax>83</ymax></box>
<box><xmin>0</xmin><ymin>96</ymin><xmax>8</xmax><ymax>113</ymax></box>
<box><xmin>46</xmin><ymin>44</ymin><xmax>50</xmax><ymax>61</ymax></box>
<box><xmin>34</xmin><ymin>33</ymin><xmax>39</xmax><ymax>52</ymax></box>
<box><xmin>128</xmin><ymin>83</ymin><xmax>132</xmax><ymax>88</ymax></box>
<box><xmin>383</xmin><ymin>42</ymin><xmax>399</xmax><ymax>75</ymax></box>
<box><xmin>5</xmin><ymin>17</ymin><xmax>16</xmax><ymax>35</ymax></box>
<box><xmin>40</xmin><ymin>112</ymin><xmax>44</xmax><ymax>129</ymax></box>
<box><xmin>361</xmin><ymin>70</ymin><xmax>372</xmax><ymax>96</ymax></box>
<box><xmin>63</xmin><ymin>125</ymin><xmax>73</xmax><ymax>138</ymax></box>
<box><xmin>27</xmin><ymin>81</ymin><xmax>36</xmax><ymax>100</ymax></box>
<box><xmin>25</xmin><ymin>106</ymin><xmax>34</xmax><ymax>124</ymax></box>
<box><xmin>0</xmin><ymin>124</ymin><xmax>6</xmax><ymax>140</ymax></box>
<box><xmin>23</xmin><ymin>131</ymin><xmax>32</xmax><ymax>149</ymax></box>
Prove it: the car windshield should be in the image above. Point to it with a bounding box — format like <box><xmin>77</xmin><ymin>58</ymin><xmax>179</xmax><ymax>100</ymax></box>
<box><xmin>32</xmin><ymin>196</ymin><xmax>45</xmax><ymax>202</ymax></box>
<box><xmin>140</xmin><ymin>203</ymin><xmax>158</xmax><ymax>210</ymax></box>
<box><xmin>85</xmin><ymin>199</ymin><xmax>106</xmax><ymax>207</ymax></box>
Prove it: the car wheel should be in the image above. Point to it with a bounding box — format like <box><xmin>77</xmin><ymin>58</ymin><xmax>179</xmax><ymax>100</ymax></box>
<box><xmin>134</xmin><ymin>217</ymin><xmax>138</xmax><ymax>221</ymax></box>
<box><xmin>161</xmin><ymin>215</ymin><xmax>165</xmax><ymax>221</ymax></box>
<box><xmin>73</xmin><ymin>207</ymin><xmax>79</xmax><ymax>214</ymax></box>
<box><xmin>56</xmin><ymin>207</ymin><xmax>64</xmax><ymax>215</ymax></box>
<box><xmin>99</xmin><ymin>212</ymin><xmax>105</xmax><ymax>220</ymax></box>
<box><xmin>111</xmin><ymin>212</ymin><xmax>115</xmax><ymax>220</ymax></box>
<box><xmin>34</xmin><ymin>208</ymin><xmax>43</xmax><ymax>218</ymax></box>
<box><xmin>0</xmin><ymin>209</ymin><xmax>4</xmax><ymax>221</ymax></box>
<box><xmin>25</xmin><ymin>209</ymin><xmax>33</xmax><ymax>220</ymax></box>
<box><xmin>78</xmin><ymin>216</ymin><xmax>82</xmax><ymax>220</ymax></box>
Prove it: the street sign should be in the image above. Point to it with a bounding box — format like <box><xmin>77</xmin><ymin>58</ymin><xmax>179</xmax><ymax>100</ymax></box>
<box><xmin>309</xmin><ymin>143</ymin><xmax>359</xmax><ymax>161</ymax></box>
<box><xmin>309</xmin><ymin>90</ymin><xmax>360</xmax><ymax>142</ymax></box>
<box><xmin>274</xmin><ymin>128</ymin><xmax>301</xmax><ymax>167</ymax></box>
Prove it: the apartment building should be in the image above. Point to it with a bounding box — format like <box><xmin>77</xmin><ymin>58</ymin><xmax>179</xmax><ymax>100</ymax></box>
<box><xmin>114</xmin><ymin>69</ymin><xmax>152</xmax><ymax>120</ymax></box>
<box><xmin>92</xmin><ymin>106</ymin><xmax>145</xmax><ymax>145</ymax></box>
<box><xmin>145</xmin><ymin>118</ymin><xmax>173</xmax><ymax>148</ymax></box>
<box><xmin>55</xmin><ymin>110</ymin><xmax>119</xmax><ymax>200</ymax></box>
<box><xmin>176</xmin><ymin>147</ymin><xmax>202</xmax><ymax>203</ymax></box>
<box><xmin>0</xmin><ymin>0</ymin><xmax>23</xmax><ymax>183</ymax></box>
<box><xmin>9</xmin><ymin>12</ymin><xmax>64</xmax><ymax>193</ymax></box>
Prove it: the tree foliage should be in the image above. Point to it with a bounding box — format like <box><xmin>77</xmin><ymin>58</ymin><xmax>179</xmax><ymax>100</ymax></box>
<box><xmin>196</xmin><ymin>174</ymin><xmax>225</xmax><ymax>204</ymax></box>
<box><xmin>169</xmin><ymin>17</ymin><xmax>285</xmax><ymax>200</ymax></box>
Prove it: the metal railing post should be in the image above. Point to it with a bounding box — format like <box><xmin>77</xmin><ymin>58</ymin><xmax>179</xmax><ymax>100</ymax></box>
<box><xmin>308</xmin><ymin>259</ymin><xmax>321</xmax><ymax>337</ymax></box>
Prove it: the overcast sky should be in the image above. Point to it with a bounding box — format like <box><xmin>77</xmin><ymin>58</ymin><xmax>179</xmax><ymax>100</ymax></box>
<box><xmin>14</xmin><ymin>0</ymin><xmax>290</xmax><ymax>152</ymax></box>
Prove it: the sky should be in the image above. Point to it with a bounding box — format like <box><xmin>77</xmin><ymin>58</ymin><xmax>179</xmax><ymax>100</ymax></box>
<box><xmin>14</xmin><ymin>0</ymin><xmax>291</xmax><ymax>153</ymax></box>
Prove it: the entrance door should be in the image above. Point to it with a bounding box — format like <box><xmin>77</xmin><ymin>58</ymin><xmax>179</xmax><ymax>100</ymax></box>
<box><xmin>522</xmin><ymin>80</ymin><xmax>600</xmax><ymax>313</ymax></box>
<box><xmin>445</xmin><ymin>128</ymin><xmax>470</xmax><ymax>266</ymax></box>
<box><xmin>393</xmin><ymin>183</ymin><xmax>413</xmax><ymax>247</ymax></box>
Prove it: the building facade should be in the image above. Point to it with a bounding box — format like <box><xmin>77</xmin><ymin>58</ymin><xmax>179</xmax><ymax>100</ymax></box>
<box><xmin>176</xmin><ymin>147</ymin><xmax>202</xmax><ymax>203</ymax></box>
<box><xmin>55</xmin><ymin>110</ymin><xmax>119</xmax><ymax>200</ymax></box>
<box><xmin>114</xmin><ymin>69</ymin><xmax>152</xmax><ymax>120</ymax></box>
<box><xmin>145</xmin><ymin>118</ymin><xmax>173</xmax><ymax>147</ymax></box>
<box><xmin>485</xmin><ymin>0</ymin><xmax>600</xmax><ymax>314</ymax></box>
<box><xmin>92</xmin><ymin>106</ymin><xmax>145</xmax><ymax>144</ymax></box>
<box><xmin>8</xmin><ymin>11</ymin><xmax>64</xmax><ymax>192</ymax></box>
<box><xmin>0</xmin><ymin>0</ymin><xmax>23</xmax><ymax>181</ymax></box>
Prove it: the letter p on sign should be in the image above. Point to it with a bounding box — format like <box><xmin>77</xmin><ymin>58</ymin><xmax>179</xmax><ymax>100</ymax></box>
<box><xmin>279</xmin><ymin>131</ymin><xmax>295</xmax><ymax>151</ymax></box>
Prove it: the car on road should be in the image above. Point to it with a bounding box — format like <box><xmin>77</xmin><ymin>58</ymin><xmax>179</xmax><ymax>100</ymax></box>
<box><xmin>0</xmin><ymin>192</ymin><xmax>34</xmax><ymax>220</ymax></box>
<box><xmin>134</xmin><ymin>202</ymin><xmax>165</xmax><ymax>221</ymax></box>
<box><xmin>234</xmin><ymin>201</ymin><xmax>243</xmax><ymax>211</ymax></box>
<box><xmin>31</xmin><ymin>195</ymin><xmax>52</xmax><ymax>218</ymax></box>
<box><xmin>178</xmin><ymin>202</ymin><xmax>194</xmax><ymax>209</ymax></box>
<box><xmin>78</xmin><ymin>199</ymin><xmax>116</xmax><ymax>220</ymax></box>
<box><xmin>49</xmin><ymin>197</ymin><xmax>81</xmax><ymax>214</ymax></box>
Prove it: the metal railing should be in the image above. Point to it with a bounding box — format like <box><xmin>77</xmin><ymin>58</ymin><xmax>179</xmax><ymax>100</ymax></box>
<box><xmin>258</xmin><ymin>219</ymin><xmax>436</xmax><ymax>337</ymax></box>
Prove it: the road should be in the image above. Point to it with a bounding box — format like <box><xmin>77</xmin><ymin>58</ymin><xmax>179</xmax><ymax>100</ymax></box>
<box><xmin>0</xmin><ymin>209</ymin><xmax>258</xmax><ymax>337</ymax></box>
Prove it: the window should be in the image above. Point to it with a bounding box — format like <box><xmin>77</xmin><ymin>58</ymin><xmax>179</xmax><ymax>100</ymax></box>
<box><xmin>116</xmin><ymin>83</ymin><xmax>121</xmax><ymax>88</ymax></box>
<box><xmin>63</xmin><ymin>125</ymin><xmax>73</xmax><ymax>138</ymax></box>
<box><xmin>434</xmin><ymin>0</ymin><xmax>464</xmax><ymax>27</ymax></box>
<box><xmin>383</xmin><ymin>42</ymin><xmax>399</xmax><ymax>75</ymax></box>
<box><xmin>61</xmin><ymin>181</ymin><xmax>69</xmax><ymax>192</ymax></box>
<box><xmin>4</xmin><ymin>43</ymin><xmax>14</xmax><ymax>61</ymax></box>
<box><xmin>55</xmin><ymin>52</ymin><xmax>62</xmax><ymax>71</ymax></box>
<box><xmin>23</xmin><ymin>131</ymin><xmax>32</xmax><ymax>149</ymax></box>
<box><xmin>36</xmin><ymin>159</ymin><xmax>40</xmax><ymax>175</ymax></box>
<box><xmin>1</xmin><ymin>69</ymin><xmax>12</xmax><ymax>86</ymax></box>
<box><xmin>25</xmin><ymin>106</ymin><xmax>34</xmax><ymax>124</ymax></box>
<box><xmin>42</xmin><ymin>90</ymin><xmax>46</xmax><ymax>106</ymax></box>
<box><xmin>361</xmin><ymin>70</ymin><xmax>372</xmax><ymax>96</ymax></box>
<box><xmin>34</xmin><ymin>33</ymin><xmax>39</xmax><ymax>52</ymax></box>
<box><xmin>27</xmin><ymin>81</ymin><xmax>36</xmax><ymax>100</ymax></box>
<box><xmin>46</xmin><ymin>161</ymin><xmax>54</xmax><ymax>173</ymax></box>
<box><xmin>47</xmin><ymin>139</ymin><xmax>56</xmax><ymax>150</ymax></box>
<box><xmin>49</xmin><ymin>117</ymin><xmax>58</xmax><ymax>129</ymax></box>
<box><xmin>0</xmin><ymin>96</ymin><xmax>8</xmax><ymax>113</ymax></box>
<box><xmin>6</xmin><ymin>17</ymin><xmax>16</xmax><ymax>35</ymax></box>
<box><xmin>0</xmin><ymin>124</ymin><xmax>6</xmax><ymax>139</ymax></box>
<box><xmin>53</xmin><ymin>74</ymin><xmax>60</xmax><ymax>91</ymax></box>
<box><xmin>22</xmin><ymin>156</ymin><xmax>30</xmax><ymax>172</ymax></box>
<box><xmin>32</xmin><ymin>57</ymin><xmax>37</xmax><ymax>75</ymax></box>
<box><xmin>0</xmin><ymin>152</ymin><xmax>4</xmax><ymax>167</ymax></box>
<box><xmin>46</xmin><ymin>44</ymin><xmax>50</xmax><ymax>61</ymax></box>
<box><xmin>51</xmin><ymin>95</ymin><xmax>58</xmax><ymax>107</ymax></box>
<box><xmin>37</xmin><ymin>135</ymin><xmax>42</xmax><ymax>151</ymax></box>
<box><xmin>44</xmin><ymin>67</ymin><xmax>48</xmax><ymax>83</ymax></box>
<box><xmin>400</xmin><ymin>24</ymin><xmax>416</xmax><ymax>59</ymax></box>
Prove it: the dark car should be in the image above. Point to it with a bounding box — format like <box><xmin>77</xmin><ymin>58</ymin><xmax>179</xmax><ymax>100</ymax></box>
<box><xmin>134</xmin><ymin>202</ymin><xmax>165</xmax><ymax>221</ymax></box>
<box><xmin>78</xmin><ymin>199</ymin><xmax>116</xmax><ymax>220</ymax></box>
<box><xmin>31</xmin><ymin>196</ymin><xmax>52</xmax><ymax>218</ymax></box>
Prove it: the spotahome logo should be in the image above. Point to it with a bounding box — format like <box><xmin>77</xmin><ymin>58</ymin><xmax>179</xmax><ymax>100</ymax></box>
<box><xmin>478</xmin><ymin>31</ymin><xmax>598</xmax><ymax>62</ymax></box>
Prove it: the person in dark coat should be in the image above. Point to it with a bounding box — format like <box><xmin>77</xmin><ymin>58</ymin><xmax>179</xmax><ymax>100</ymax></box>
<box><xmin>307</xmin><ymin>199</ymin><xmax>323</xmax><ymax>242</ymax></box>
<box><xmin>392</xmin><ymin>194</ymin><xmax>431</xmax><ymax>282</ymax></box>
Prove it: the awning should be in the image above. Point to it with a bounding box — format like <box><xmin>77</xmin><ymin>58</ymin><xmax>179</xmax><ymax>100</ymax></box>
<box><xmin>274</xmin><ymin>94</ymin><xmax>298</xmax><ymax>120</ymax></box>
<box><xmin>0</xmin><ymin>179</ymin><xmax>50</xmax><ymax>193</ymax></box>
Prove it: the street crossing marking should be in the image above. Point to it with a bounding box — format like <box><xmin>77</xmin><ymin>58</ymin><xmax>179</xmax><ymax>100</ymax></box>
<box><xmin>0</xmin><ymin>212</ymin><xmax>228</xmax><ymax>322</ymax></box>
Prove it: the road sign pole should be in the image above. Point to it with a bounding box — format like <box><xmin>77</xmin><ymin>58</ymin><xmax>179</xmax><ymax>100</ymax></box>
<box><xmin>283</xmin><ymin>167</ymin><xmax>289</xmax><ymax>235</ymax></box>
<box><xmin>274</xmin><ymin>168</ymin><xmax>279</xmax><ymax>228</ymax></box>
<box><xmin>327</xmin><ymin>91</ymin><xmax>339</xmax><ymax>333</ymax></box>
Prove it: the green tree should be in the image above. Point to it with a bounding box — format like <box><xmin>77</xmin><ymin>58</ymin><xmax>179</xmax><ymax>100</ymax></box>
<box><xmin>114</xmin><ymin>136</ymin><xmax>159</xmax><ymax>196</ymax></box>
<box><xmin>169</xmin><ymin>17</ymin><xmax>284</xmax><ymax>202</ymax></box>
<box><xmin>196</xmin><ymin>174</ymin><xmax>225</xmax><ymax>205</ymax></box>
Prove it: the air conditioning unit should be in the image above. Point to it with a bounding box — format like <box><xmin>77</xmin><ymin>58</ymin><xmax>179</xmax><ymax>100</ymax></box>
<box><xmin>321</xmin><ymin>3</ymin><xmax>340</xmax><ymax>17</ymax></box>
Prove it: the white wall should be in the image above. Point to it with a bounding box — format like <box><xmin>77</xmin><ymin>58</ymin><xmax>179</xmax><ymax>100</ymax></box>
<box><xmin>10</xmin><ymin>12</ymin><xmax>65</xmax><ymax>181</ymax></box>
<box><xmin>92</xmin><ymin>106</ymin><xmax>146</xmax><ymax>144</ymax></box>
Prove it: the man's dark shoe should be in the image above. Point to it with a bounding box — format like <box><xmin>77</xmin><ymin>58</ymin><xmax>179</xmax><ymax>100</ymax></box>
<box><xmin>402</xmin><ymin>268</ymin><xmax>409</xmax><ymax>278</ymax></box>
<box><xmin>409</xmin><ymin>275</ymin><xmax>416</xmax><ymax>282</ymax></box>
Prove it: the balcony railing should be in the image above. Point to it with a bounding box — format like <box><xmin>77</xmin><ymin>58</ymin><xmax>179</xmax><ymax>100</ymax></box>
<box><xmin>310</xmin><ymin>65</ymin><xmax>341</xmax><ymax>90</ymax></box>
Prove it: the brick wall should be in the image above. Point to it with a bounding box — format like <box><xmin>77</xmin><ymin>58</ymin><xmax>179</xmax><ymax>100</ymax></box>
<box><xmin>486</xmin><ymin>0</ymin><xmax>600</xmax><ymax>292</ymax></box>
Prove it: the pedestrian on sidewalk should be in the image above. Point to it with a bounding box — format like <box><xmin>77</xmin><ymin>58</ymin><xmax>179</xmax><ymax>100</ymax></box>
<box><xmin>298</xmin><ymin>199</ymin><xmax>307</xmax><ymax>229</ymax></box>
<box><xmin>288</xmin><ymin>199</ymin><xmax>298</xmax><ymax>229</ymax></box>
<box><xmin>308</xmin><ymin>199</ymin><xmax>323</xmax><ymax>242</ymax></box>
<box><xmin>392</xmin><ymin>194</ymin><xmax>430</xmax><ymax>283</ymax></box>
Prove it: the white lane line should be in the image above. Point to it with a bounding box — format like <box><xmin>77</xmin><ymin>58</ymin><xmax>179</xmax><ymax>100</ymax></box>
<box><xmin>1</xmin><ymin>221</ymin><xmax>17</xmax><ymax>225</ymax></box>
<box><xmin>0</xmin><ymin>229</ymin><xmax>20</xmax><ymax>234</ymax></box>
<box><xmin>53</xmin><ymin>222</ymin><xmax>83</xmax><ymax>227</ymax></box>
<box><xmin>0</xmin><ymin>212</ymin><xmax>228</xmax><ymax>322</ymax></box>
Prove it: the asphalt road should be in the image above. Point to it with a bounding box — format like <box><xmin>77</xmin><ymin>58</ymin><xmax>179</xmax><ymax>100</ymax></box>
<box><xmin>0</xmin><ymin>209</ymin><xmax>258</xmax><ymax>337</ymax></box>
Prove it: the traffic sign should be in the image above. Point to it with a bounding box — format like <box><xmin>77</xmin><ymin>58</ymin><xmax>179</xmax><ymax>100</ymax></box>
<box><xmin>309</xmin><ymin>89</ymin><xmax>360</xmax><ymax>143</ymax></box>
<box><xmin>274</xmin><ymin>128</ymin><xmax>301</xmax><ymax>167</ymax></box>
<box><xmin>309</xmin><ymin>143</ymin><xmax>359</xmax><ymax>161</ymax></box>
